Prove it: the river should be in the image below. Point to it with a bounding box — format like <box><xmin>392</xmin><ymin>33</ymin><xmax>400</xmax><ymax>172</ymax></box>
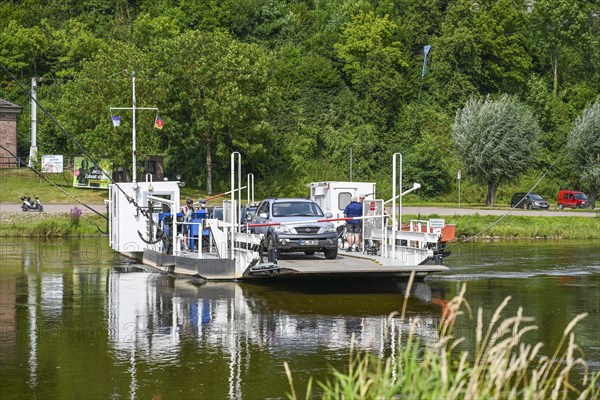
<box><xmin>0</xmin><ymin>238</ymin><xmax>598</xmax><ymax>399</ymax></box>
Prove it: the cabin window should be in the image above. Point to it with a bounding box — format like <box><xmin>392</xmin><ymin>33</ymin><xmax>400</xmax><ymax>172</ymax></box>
<box><xmin>338</xmin><ymin>192</ymin><xmax>352</xmax><ymax>211</ymax></box>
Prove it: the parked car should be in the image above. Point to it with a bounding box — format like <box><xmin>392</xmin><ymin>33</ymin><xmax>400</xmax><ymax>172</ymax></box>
<box><xmin>510</xmin><ymin>192</ymin><xmax>550</xmax><ymax>209</ymax></box>
<box><xmin>250</xmin><ymin>198</ymin><xmax>338</xmax><ymax>259</ymax></box>
<box><xmin>209</xmin><ymin>206</ymin><xmax>223</xmax><ymax>220</ymax></box>
<box><xmin>240</xmin><ymin>204</ymin><xmax>258</xmax><ymax>225</ymax></box>
<box><xmin>557</xmin><ymin>190</ymin><xmax>589</xmax><ymax>209</ymax></box>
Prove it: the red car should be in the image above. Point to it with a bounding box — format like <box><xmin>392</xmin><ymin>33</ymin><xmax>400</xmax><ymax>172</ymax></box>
<box><xmin>557</xmin><ymin>190</ymin><xmax>589</xmax><ymax>209</ymax></box>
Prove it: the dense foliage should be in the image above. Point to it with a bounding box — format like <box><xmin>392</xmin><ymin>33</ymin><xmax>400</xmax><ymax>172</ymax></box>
<box><xmin>1</xmin><ymin>0</ymin><xmax>598</xmax><ymax>202</ymax></box>
<box><xmin>566</xmin><ymin>98</ymin><xmax>600</xmax><ymax>208</ymax></box>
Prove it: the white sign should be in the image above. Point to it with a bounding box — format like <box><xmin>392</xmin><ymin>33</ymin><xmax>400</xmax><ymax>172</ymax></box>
<box><xmin>429</xmin><ymin>219</ymin><xmax>445</xmax><ymax>229</ymax></box>
<box><xmin>41</xmin><ymin>155</ymin><xmax>64</xmax><ymax>173</ymax></box>
<box><xmin>457</xmin><ymin>170</ymin><xmax>461</xmax><ymax>180</ymax></box>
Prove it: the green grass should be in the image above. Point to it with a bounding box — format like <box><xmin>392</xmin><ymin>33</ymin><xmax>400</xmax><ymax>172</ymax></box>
<box><xmin>0</xmin><ymin>212</ymin><xmax>108</xmax><ymax>237</ymax></box>
<box><xmin>0</xmin><ymin>168</ymin><xmax>109</xmax><ymax>204</ymax></box>
<box><xmin>403</xmin><ymin>214</ymin><xmax>600</xmax><ymax>240</ymax></box>
<box><xmin>1</xmin><ymin>211</ymin><xmax>598</xmax><ymax>239</ymax></box>
<box><xmin>285</xmin><ymin>276</ymin><xmax>600</xmax><ymax>399</ymax></box>
<box><xmin>0</xmin><ymin>168</ymin><xmax>225</xmax><ymax>207</ymax></box>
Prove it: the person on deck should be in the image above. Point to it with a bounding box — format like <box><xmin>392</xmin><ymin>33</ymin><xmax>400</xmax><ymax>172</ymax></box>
<box><xmin>343</xmin><ymin>196</ymin><xmax>362</xmax><ymax>252</ymax></box>
<box><xmin>181</xmin><ymin>199</ymin><xmax>195</xmax><ymax>250</ymax></box>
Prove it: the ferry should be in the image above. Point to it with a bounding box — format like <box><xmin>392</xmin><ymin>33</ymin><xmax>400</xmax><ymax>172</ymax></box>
<box><xmin>108</xmin><ymin>153</ymin><xmax>454</xmax><ymax>281</ymax></box>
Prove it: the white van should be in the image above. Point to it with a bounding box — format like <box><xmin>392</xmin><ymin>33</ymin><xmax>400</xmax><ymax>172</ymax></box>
<box><xmin>307</xmin><ymin>181</ymin><xmax>376</xmax><ymax>225</ymax></box>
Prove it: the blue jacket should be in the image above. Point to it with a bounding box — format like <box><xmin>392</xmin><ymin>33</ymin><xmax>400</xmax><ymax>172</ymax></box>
<box><xmin>344</xmin><ymin>201</ymin><xmax>362</xmax><ymax>224</ymax></box>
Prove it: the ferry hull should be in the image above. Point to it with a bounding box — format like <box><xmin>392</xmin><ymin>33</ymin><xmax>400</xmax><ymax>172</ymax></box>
<box><xmin>140</xmin><ymin>248</ymin><xmax>447</xmax><ymax>281</ymax></box>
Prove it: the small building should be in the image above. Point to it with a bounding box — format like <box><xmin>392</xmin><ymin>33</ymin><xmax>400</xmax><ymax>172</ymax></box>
<box><xmin>0</xmin><ymin>98</ymin><xmax>23</xmax><ymax>168</ymax></box>
<box><xmin>144</xmin><ymin>155</ymin><xmax>165</xmax><ymax>182</ymax></box>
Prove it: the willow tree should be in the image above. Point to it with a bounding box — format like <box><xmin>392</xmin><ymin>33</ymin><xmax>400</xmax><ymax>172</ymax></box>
<box><xmin>567</xmin><ymin>98</ymin><xmax>600</xmax><ymax>209</ymax></box>
<box><xmin>453</xmin><ymin>94</ymin><xmax>540</xmax><ymax>206</ymax></box>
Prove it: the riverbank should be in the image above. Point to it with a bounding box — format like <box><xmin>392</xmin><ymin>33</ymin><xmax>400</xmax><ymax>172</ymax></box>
<box><xmin>437</xmin><ymin>213</ymin><xmax>600</xmax><ymax>240</ymax></box>
<box><xmin>1</xmin><ymin>211</ymin><xmax>598</xmax><ymax>239</ymax></box>
<box><xmin>0</xmin><ymin>212</ymin><xmax>108</xmax><ymax>236</ymax></box>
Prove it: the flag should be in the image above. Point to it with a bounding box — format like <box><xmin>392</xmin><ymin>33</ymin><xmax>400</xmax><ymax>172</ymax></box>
<box><xmin>111</xmin><ymin>115</ymin><xmax>121</xmax><ymax>127</ymax></box>
<box><xmin>154</xmin><ymin>116</ymin><xmax>164</xmax><ymax>130</ymax></box>
<box><xmin>421</xmin><ymin>45</ymin><xmax>431</xmax><ymax>78</ymax></box>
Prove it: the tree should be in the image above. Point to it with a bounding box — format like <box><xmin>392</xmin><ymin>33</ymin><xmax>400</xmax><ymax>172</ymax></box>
<box><xmin>431</xmin><ymin>0</ymin><xmax>531</xmax><ymax>110</ymax></box>
<box><xmin>164</xmin><ymin>30</ymin><xmax>274</xmax><ymax>194</ymax></box>
<box><xmin>530</xmin><ymin>0</ymin><xmax>589</xmax><ymax>96</ymax></box>
<box><xmin>453</xmin><ymin>94</ymin><xmax>541</xmax><ymax>206</ymax></box>
<box><xmin>334</xmin><ymin>11</ymin><xmax>408</xmax><ymax>127</ymax></box>
<box><xmin>56</xmin><ymin>40</ymin><xmax>166</xmax><ymax>174</ymax></box>
<box><xmin>566</xmin><ymin>98</ymin><xmax>600</xmax><ymax>208</ymax></box>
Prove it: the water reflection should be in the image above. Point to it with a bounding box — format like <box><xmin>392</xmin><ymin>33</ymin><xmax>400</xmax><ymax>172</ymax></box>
<box><xmin>1</xmin><ymin>238</ymin><xmax>597</xmax><ymax>399</ymax></box>
<box><xmin>108</xmin><ymin>272</ymin><xmax>441</xmax><ymax>356</ymax></box>
<box><xmin>105</xmin><ymin>271</ymin><xmax>448</xmax><ymax>398</ymax></box>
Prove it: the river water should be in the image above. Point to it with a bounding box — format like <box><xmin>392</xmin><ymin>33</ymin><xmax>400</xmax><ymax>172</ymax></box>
<box><xmin>0</xmin><ymin>238</ymin><xmax>598</xmax><ymax>399</ymax></box>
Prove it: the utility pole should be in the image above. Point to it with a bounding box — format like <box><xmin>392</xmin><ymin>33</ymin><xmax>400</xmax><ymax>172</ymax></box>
<box><xmin>349</xmin><ymin>145</ymin><xmax>353</xmax><ymax>182</ymax></box>
<box><xmin>110</xmin><ymin>71</ymin><xmax>157</xmax><ymax>184</ymax></box>
<box><xmin>458</xmin><ymin>170</ymin><xmax>461</xmax><ymax>208</ymax></box>
<box><xmin>29</xmin><ymin>77</ymin><xmax>38</xmax><ymax>167</ymax></box>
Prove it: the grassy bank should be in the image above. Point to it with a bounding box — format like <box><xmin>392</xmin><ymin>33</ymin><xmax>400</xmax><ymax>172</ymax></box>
<box><xmin>1</xmin><ymin>210</ymin><xmax>598</xmax><ymax>239</ymax></box>
<box><xmin>0</xmin><ymin>168</ymin><xmax>217</xmax><ymax>206</ymax></box>
<box><xmin>0</xmin><ymin>212</ymin><xmax>108</xmax><ymax>237</ymax></box>
<box><xmin>0</xmin><ymin>168</ymin><xmax>109</xmax><ymax>204</ymax></box>
<box><xmin>404</xmin><ymin>214</ymin><xmax>600</xmax><ymax>240</ymax></box>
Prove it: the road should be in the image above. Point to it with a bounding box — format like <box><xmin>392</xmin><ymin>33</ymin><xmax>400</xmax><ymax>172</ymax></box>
<box><xmin>0</xmin><ymin>203</ymin><xmax>108</xmax><ymax>214</ymax></box>
<box><xmin>0</xmin><ymin>203</ymin><xmax>597</xmax><ymax>217</ymax></box>
<box><xmin>399</xmin><ymin>206</ymin><xmax>598</xmax><ymax>218</ymax></box>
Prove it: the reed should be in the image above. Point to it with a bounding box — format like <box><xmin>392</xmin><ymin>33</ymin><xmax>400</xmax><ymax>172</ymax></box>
<box><xmin>285</xmin><ymin>274</ymin><xmax>600</xmax><ymax>399</ymax></box>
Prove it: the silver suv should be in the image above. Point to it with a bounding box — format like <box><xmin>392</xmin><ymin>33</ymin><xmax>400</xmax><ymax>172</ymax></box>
<box><xmin>250</xmin><ymin>198</ymin><xmax>338</xmax><ymax>259</ymax></box>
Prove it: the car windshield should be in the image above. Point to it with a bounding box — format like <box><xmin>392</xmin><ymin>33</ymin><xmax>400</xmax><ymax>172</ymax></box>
<box><xmin>575</xmin><ymin>193</ymin><xmax>588</xmax><ymax>200</ymax></box>
<box><xmin>272</xmin><ymin>201</ymin><xmax>324</xmax><ymax>217</ymax></box>
<box><xmin>530</xmin><ymin>194</ymin><xmax>543</xmax><ymax>200</ymax></box>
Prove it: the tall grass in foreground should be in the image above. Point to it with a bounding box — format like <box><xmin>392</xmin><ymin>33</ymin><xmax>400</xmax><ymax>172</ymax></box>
<box><xmin>284</xmin><ymin>275</ymin><xmax>600</xmax><ymax>399</ymax></box>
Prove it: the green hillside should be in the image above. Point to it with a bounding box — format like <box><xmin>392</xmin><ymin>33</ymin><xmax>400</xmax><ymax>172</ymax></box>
<box><xmin>1</xmin><ymin>0</ymin><xmax>598</xmax><ymax>205</ymax></box>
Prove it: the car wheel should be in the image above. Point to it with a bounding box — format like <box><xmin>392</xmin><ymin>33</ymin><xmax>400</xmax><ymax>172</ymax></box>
<box><xmin>558</xmin><ymin>204</ymin><xmax>564</xmax><ymax>210</ymax></box>
<box><xmin>304</xmin><ymin>251</ymin><xmax>315</xmax><ymax>256</ymax></box>
<box><xmin>510</xmin><ymin>203</ymin><xmax>515</xmax><ymax>208</ymax></box>
<box><xmin>526</xmin><ymin>203</ymin><xmax>533</xmax><ymax>210</ymax></box>
<box><xmin>324</xmin><ymin>248</ymin><xmax>337</xmax><ymax>260</ymax></box>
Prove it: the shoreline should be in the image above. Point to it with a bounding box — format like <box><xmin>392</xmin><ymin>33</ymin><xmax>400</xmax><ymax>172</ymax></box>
<box><xmin>1</xmin><ymin>211</ymin><xmax>598</xmax><ymax>240</ymax></box>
